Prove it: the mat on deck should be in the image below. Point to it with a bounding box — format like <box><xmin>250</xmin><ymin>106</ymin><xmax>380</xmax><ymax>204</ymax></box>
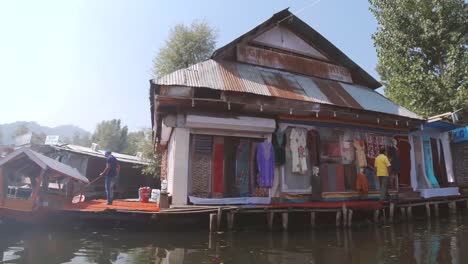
<box><xmin>64</xmin><ymin>199</ymin><xmax>160</xmax><ymax>212</ymax></box>
<box><xmin>267</xmin><ymin>201</ymin><xmax>383</xmax><ymax>210</ymax></box>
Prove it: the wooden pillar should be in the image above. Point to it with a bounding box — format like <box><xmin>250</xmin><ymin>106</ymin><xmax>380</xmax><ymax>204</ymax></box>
<box><xmin>373</xmin><ymin>210</ymin><xmax>380</xmax><ymax>223</ymax></box>
<box><xmin>342</xmin><ymin>204</ymin><xmax>348</xmax><ymax>227</ymax></box>
<box><xmin>210</xmin><ymin>213</ymin><xmax>218</xmax><ymax>232</ymax></box>
<box><xmin>347</xmin><ymin>210</ymin><xmax>353</xmax><ymax>227</ymax></box>
<box><xmin>267</xmin><ymin>212</ymin><xmax>275</xmax><ymax>230</ymax></box>
<box><xmin>449</xmin><ymin>202</ymin><xmax>457</xmax><ymax>214</ymax></box>
<box><xmin>389</xmin><ymin>203</ymin><xmax>395</xmax><ymax>223</ymax></box>
<box><xmin>407</xmin><ymin>207</ymin><xmax>413</xmax><ymax>219</ymax></box>
<box><xmin>217</xmin><ymin>207</ymin><xmax>223</xmax><ymax>230</ymax></box>
<box><xmin>434</xmin><ymin>203</ymin><xmax>439</xmax><ymax>217</ymax></box>
<box><xmin>30</xmin><ymin>169</ymin><xmax>45</xmax><ymax>207</ymax></box>
<box><xmin>281</xmin><ymin>212</ymin><xmax>289</xmax><ymax>230</ymax></box>
<box><xmin>466</xmin><ymin>199</ymin><xmax>468</xmax><ymax>210</ymax></box>
<box><xmin>400</xmin><ymin>207</ymin><xmax>407</xmax><ymax>220</ymax></box>
<box><xmin>227</xmin><ymin>211</ymin><xmax>235</xmax><ymax>231</ymax></box>
<box><xmin>425</xmin><ymin>203</ymin><xmax>431</xmax><ymax>217</ymax></box>
<box><xmin>310</xmin><ymin>212</ymin><xmax>316</xmax><ymax>228</ymax></box>
<box><xmin>336</xmin><ymin>211</ymin><xmax>342</xmax><ymax>227</ymax></box>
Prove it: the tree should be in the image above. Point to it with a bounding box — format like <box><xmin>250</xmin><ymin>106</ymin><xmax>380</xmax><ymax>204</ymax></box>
<box><xmin>124</xmin><ymin>131</ymin><xmax>146</xmax><ymax>155</ymax></box>
<box><xmin>92</xmin><ymin>119</ymin><xmax>128</xmax><ymax>152</ymax></box>
<box><xmin>370</xmin><ymin>0</ymin><xmax>468</xmax><ymax>117</ymax></box>
<box><xmin>153</xmin><ymin>20</ymin><xmax>217</xmax><ymax>77</ymax></box>
<box><xmin>72</xmin><ymin>131</ymin><xmax>91</xmax><ymax>147</ymax></box>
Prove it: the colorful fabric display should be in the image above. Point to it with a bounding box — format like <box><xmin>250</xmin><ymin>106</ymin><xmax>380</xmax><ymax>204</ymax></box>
<box><xmin>306</xmin><ymin>130</ymin><xmax>320</xmax><ymax>166</ymax></box>
<box><xmin>256</xmin><ymin>141</ymin><xmax>275</xmax><ymax>188</ymax></box>
<box><xmin>272</xmin><ymin>131</ymin><xmax>286</xmax><ymax>165</ymax></box>
<box><xmin>235</xmin><ymin>139</ymin><xmax>251</xmax><ymax>196</ymax></box>
<box><xmin>290</xmin><ymin>128</ymin><xmax>308</xmax><ymax>174</ymax></box>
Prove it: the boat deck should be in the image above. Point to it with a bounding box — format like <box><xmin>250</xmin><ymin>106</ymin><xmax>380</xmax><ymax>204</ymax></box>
<box><xmin>64</xmin><ymin>199</ymin><xmax>160</xmax><ymax>213</ymax></box>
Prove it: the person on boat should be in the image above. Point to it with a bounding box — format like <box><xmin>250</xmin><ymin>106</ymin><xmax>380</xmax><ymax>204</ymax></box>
<box><xmin>374</xmin><ymin>146</ymin><xmax>391</xmax><ymax>201</ymax></box>
<box><xmin>99</xmin><ymin>150</ymin><xmax>120</xmax><ymax>205</ymax></box>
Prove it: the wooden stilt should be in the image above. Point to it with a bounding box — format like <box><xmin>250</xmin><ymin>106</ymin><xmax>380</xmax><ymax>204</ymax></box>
<box><xmin>434</xmin><ymin>203</ymin><xmax>439</xmax><ymax>216</ymax></box>
<box><xmin>450</xmin><ymin>202</ymin><xmax>457</xmax><ymax>214</ymax></box>
<box><xmin>336</xmin><ymin>211</ymin><xmax>342</xmax><ymax>227</ymax></box>
<box><xmin>217</xmin><ymin>207</ymin><xmax>222</xmax><ymax>230</ymax></box>
<box><xmin>425</xmin><ymin>203</ymin><xmax>431</xmax><ymax>217</ymax></box>
<box><xmin>281</xmin><ymin>212</ymin><xmax>289</xmax><ymax>230</ymax></box>
<box><xmin>227</xmin><ymin>212</ymin><xmax>235</xmax><ymax>230</ymax></box>
<box><xmin>407</xmin><ymin>207</ymin><xmax>413</xmax><ymax>219</ymax></box>
<box><xmin>267</xmin><ymin>212</ymin><xmax>275</xmax><ymax>230</ymax></box>
<box><xmin>342</xmin><ymin>204</ymin><xmax>348</xmax><ymax>228</ymax></box>
<box><xmin>347</xmin><ymin>210</ymin><xmax>353</xmax><ymax>227</ymax></box>
<box><xmin>373</xmin><ymin>210</ymin><xmax>380</xmax><ymax>223</ymax></box>
<box><xmin>310</xmin><ymin>212</ymin><xmax>316</xmax><ymax>228</ymax></box>
<box><xmin>210</xmin><ymin>213</ymin><xmax>218</xmax><ymax>232</ymax></box>
<box><xmin>400</xmin><ymin>207</ymin><xmax>407</xmax><ymax>220</ymax></box>
<box><xmin>466</xmin><ymin>199</ymin><xmax>468</xmax><ymax>210</ymax></box>
<box><xmin>389</xmin><ymin>203</ymin><xmax>395</xmax><ymax>223</ymax></box>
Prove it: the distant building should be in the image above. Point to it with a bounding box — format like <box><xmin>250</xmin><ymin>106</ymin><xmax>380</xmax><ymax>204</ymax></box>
<box><xmin>36</xmin><ymin>144</ymin><xmax>157</xmax><ymax>198</ymax></box>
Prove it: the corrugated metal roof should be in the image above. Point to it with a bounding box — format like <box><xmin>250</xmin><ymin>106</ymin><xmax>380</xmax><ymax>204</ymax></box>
<box><xmin>0</xmin><ymin>148</ymin><xmax>89</xmax><ymax>183</ymax></box>
<box><xmin>155</xmin><ymin>60</ymin><xmax>422</xmax><ymax>120</ymax></box>
<box><xmin>55</xmin><ymin>144</ymin><xmax>149</xmax><ymax>165</ymax></box>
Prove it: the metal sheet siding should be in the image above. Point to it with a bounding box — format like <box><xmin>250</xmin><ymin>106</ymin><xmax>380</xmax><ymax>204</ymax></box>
<box><xmin>340</xmin><ymin>83</ymin><xmax>421</xmax><ymax>119</ymax></box>
<box><xmin>155</xmin><ymin>60</ymin><xmax>422</xmax><ymax>119</ymax></box>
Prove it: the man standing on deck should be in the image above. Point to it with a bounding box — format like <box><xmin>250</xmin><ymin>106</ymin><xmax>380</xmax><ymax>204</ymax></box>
<box><xmin>374</xmin><ymin>146</ymin><xmax>391</xmax><ymax>201</ymax></box>
<box><xmin>100</xmin><ymin>150</ymin><xmax>120</xmax><ymax>205</ymax></box>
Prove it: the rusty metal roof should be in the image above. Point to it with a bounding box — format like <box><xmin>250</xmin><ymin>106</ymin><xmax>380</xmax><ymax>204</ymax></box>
<box><xmin>212</xmin><ymin>8</ymin><xmax>382</xmax><ymax>89</ymax></box>
<box><xmin>154</xmin><ymin>59</ymin><xmax>422</xmax><ymax>120</ymax></box>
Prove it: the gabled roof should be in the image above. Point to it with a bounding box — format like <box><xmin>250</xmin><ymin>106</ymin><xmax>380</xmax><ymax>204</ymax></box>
<box><xmin>53</xmin><ymin>144</ymin><xmax>149</xmax><ymax>165</ymax></box>
<box><xmin>212</xmin><ymin>8</ymin><xmax>382</xmax><ymax>89</ymax></box>
<box><xmin>0</xmin><ymin>148</ymin><xmax>89</xmax><ymax>183</ymax></box>
<box><xmin>155</xmin><ymin>59</ymin><xmax>422</xmax><ymax>120</ymax></box>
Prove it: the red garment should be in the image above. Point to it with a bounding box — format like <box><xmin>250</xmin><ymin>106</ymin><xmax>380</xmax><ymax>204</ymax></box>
<box><xmin>212</xmin><ymin>142</ymin><xmax>224</xmax><ymax>197</ymax></box>
<box><xmin>356</xmin><ymin>172</ymin><xmax>369</xmax><ymax>196</ymax></box>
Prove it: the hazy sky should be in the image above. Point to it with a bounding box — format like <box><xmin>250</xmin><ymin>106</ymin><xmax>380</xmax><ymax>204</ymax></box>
<box><xmin>0</xmin><ymin>0</ymin><xmax>380</xmax><ymax>132</ymax></box>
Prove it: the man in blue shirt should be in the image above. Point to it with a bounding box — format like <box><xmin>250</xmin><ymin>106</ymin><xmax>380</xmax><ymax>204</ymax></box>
<box><xmin>99</xmin><ymin>150</ymin><xmax>120</xmax><ymax>205</ymax></box>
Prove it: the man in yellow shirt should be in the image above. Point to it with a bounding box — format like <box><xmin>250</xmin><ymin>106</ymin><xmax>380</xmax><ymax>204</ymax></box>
<box><xmin>374</xmin><ymin>146</ymin><xmax>391</xmax><ymax>201</ymax></box>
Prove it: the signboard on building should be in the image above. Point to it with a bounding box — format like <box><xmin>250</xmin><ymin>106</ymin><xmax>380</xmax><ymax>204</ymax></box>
<box><xmin>45</xmin><ymin>135</ymin><xmax>60</xmax><ymax>145</ymax></box>
<box><xmin>452</xmin><ymin>127</ymin><xmax>468</xmax><ymax>143</ymax></box>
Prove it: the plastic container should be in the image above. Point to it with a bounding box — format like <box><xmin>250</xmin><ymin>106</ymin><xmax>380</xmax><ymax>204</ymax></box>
<box><xmin>139</xmin><ymin>187</ymin><xmax>151</xmax><ymax>203</ymax></box>
<box><xmin>150</xmin><ymin>189</ymin><xmax>160</xmax><ymax>203</ymax></box>
<box><xmin>161</xmin><ymin>179</ymin><xmax>168</xmax><ymax>193</ymax></box>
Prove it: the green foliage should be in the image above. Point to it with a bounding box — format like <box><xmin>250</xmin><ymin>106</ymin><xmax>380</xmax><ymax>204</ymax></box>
<box><xmin>72</xmin><ymin>131</ymin><xmax>91</xmax><ymax>147</ymax></box>
<box><xmin>370</xmin><ymin>0</ymin><xmax>468</xmax><ymax>117</ymax></box>
<box><xmin>13</xmin><ymin>124</ymin><xmax>29</xmax><ymax>137</ymax></box>
<box><xmin>92</xmin><ymin>119</ymin><xmax>128</xmax><ymax>152</ymax></box>
<box><xmin>153</xmin><ymin>20</ymin><xmax>217</xmax><ymax>77</ymax></box>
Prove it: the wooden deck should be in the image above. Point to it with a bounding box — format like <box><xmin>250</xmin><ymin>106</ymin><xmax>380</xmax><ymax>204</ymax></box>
<box><xmin>64</xmin><ymin>199</ymin><xmax>160</xmax><ymax>213</ymax></box>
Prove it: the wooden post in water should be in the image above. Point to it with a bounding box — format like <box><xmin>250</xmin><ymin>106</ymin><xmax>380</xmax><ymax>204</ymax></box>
<box><xmin>267</xmin><ymin>212</ymin><xmax>275</xmax><ymax>230</ymax></box>
<box><xmin>347</xmin><ymin>209</ymin><xmax>353</xmax><ymax>227</ymax></box>
<box><xmin>425</xmin><ymin>203</ymin><xmax>431</xmax><ymax>218</ymax></box>
<box><xmin>310</xmin><ymin>212</ymin><xmax>316</xmax><ymax>228</ymax></box>
<box><xmin>336</xmin><ymin>211</ymin><xmax>342</xmax><ymax>227</ymax></box>
<box><xmin>389</xmin><ymin>203</ymin><xmax>395</xmax><ymax>223</ymax></box>
<box><xmin>342</xmin><ymin>204</ymin><xmax>347</xmax><ymax>227</ymax></box>
<box><xmin>450</xmin><ymin>202</ymin><xmax>457</xmax><ymax>214</ymax></box>
<box><xmin>373</xmin><ymin>210</ymin><xmax>380</xmax><ymax>223</ymax></box>
<box><xmin>434</xmin><ymin>203</ymin><xmax>439</xmax><ymax>216</ymax></box>
<box><xmin>281</xmin><ymin>212</ymin><xmax>289</xmax><ymax>230</ymax></box>
<box><xmin>227</xmin><ymin>212</ymin><xmax>235</xmax><ymax>231</ymax></box>
<box><xmin>217</xmin><ymin>207</ymin><xmax>223</xmax><ymax>230</ymax></box>
<box><xmin>400</xmin><ymin>207</ymin><xmax>407</xmax><ymax>220</ymax></box>
<box><xmin>210</xmin><ymin>213</ymin><xmax>218</xmax><ymax>232</ymax></box>
<box><xmin>407</xmin><ymin>207</ymin><xmax>413</xmax><ymax>219</ymax></box>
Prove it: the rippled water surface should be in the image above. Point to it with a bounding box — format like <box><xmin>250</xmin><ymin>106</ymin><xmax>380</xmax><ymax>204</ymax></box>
<box><xmin>1</xmin><ymin>213</ymin><xmax>468</xmax><ymax>264</ymax></box>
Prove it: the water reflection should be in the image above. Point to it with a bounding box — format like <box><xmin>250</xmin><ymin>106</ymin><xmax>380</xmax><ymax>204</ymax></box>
<box><xmin>0</xmin><ymin>213</ymin><xmax>467</xmax><ymax>264</ymax></box>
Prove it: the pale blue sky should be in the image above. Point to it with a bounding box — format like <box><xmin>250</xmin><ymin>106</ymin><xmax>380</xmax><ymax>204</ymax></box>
<box><xmin>0</xmin><ymin>0</ymin><xmax>380</xmax><ymax>132</ymax></box>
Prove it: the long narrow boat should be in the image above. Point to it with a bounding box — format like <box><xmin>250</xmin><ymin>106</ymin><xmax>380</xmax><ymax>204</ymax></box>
<box><xmin>0</xmin><ymin>148</ymin><xmax>91</xmax><ymax>223</ymax></box>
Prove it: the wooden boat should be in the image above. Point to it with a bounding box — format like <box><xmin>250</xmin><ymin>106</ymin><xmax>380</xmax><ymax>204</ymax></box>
<box><xmin>0</xmin><ymin>148</ymin><xmax>91</xmax><ymax>223</ymax></box>
<box><xmin>0</xmin><ymin>148</ymin><xmax>161</xmax><ymax>226</ymax></box>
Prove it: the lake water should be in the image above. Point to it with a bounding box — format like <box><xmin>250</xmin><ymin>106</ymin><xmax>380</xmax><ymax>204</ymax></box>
<box><xmin>1</xmin><ymin>212</ymin><xmax>467</xmax><ymax>264</ymax></box>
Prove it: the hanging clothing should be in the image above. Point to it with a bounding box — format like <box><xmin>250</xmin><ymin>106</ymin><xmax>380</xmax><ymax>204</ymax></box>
<box><xmin>272</xmin><ymin>131</ymin><xmax>286</xmax><ymax>166</ymax></box>
<box><xmin>235</xmin><ymin>139</ymin><xmax>251</xmax><ymax>196</ymax></box>
<box><xmin>250</xmin><ymin>142</ymin><xmax>259</xmax><ymax>194</ymax></box>
<box><xmin>290</xmin><ymin>128</ymin><xmax>308</xmax><ymax>174</ymax></box>
<box><xmin>256</xmin><ymin>141</ymin><xmax>275</xmax><ymax>188</ymax></box>
<box><xmin>388</xmin><ymin>146</ymin><xmax>401</xmax><ymax>174</ymax></box>
<box><xmin>306</xmin><ymin>130</ymin><xmax>320</xmax><ymax>166</ymax></box>
<box><xmin>271</xmin><ymin>167</ymin><xmax>281</xmax><ymax>197</ymax></box>
<box><xmin>363</xmin><ymin>166</ymin><xmax>376</xmax><ymax>190</ymax></box>
<box><xmin>212</xmin><ymin>137</ymin><xmax>224</xmax><ymax>198</ymax></box>
<box><xmin>353</xmin><ymin>139</ymin><xmax>367</xmax><ymax>168</ymax></box>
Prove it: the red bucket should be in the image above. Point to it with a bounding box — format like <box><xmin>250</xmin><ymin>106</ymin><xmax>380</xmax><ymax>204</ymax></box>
<box><xmin>139</xmin><ymin>187</ymin><xmax>151</xmax><ymax>203</ymax></box>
